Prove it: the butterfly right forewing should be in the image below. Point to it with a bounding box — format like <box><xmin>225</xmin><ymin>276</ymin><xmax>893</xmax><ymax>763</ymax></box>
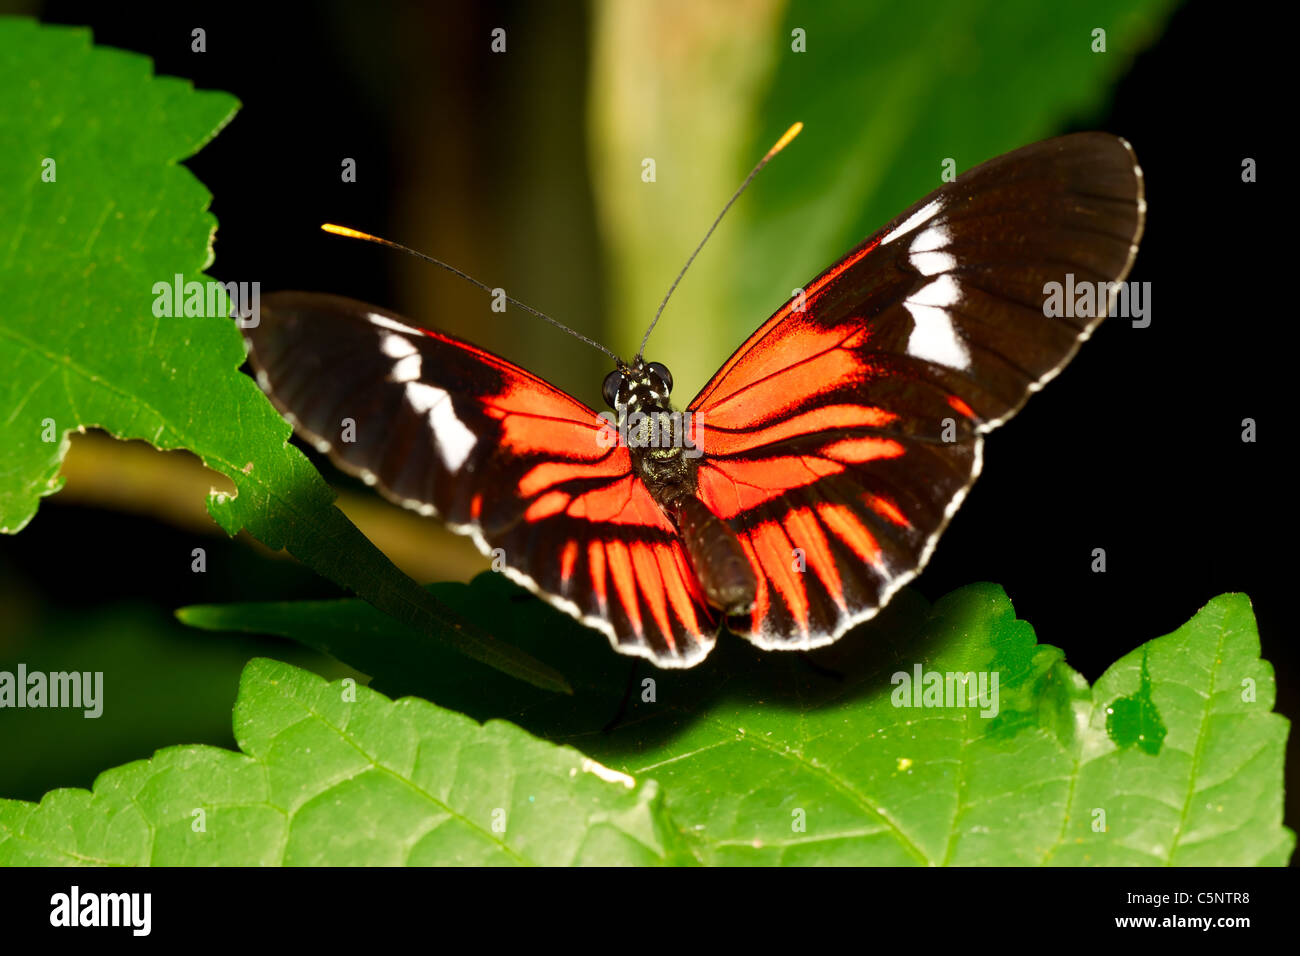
<box><xmin>688</xmin><ymin>133</ymin><xmax>1145</xmax><ymax>650</ymax></box>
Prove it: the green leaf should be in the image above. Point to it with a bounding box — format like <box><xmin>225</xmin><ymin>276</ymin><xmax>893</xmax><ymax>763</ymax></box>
<box><xmin>181</xmin><ymin>579</ymin><xmax>1293</xmax><ymax>866</ymax></box>
<box><xmin>0</xmin><ymin>599</ymin><xmax>360</xmax><ymax>803</ymax></box>
<box><xmin>0</xmin><ymin>659</ymin><xmax>677</xmax><ymax>865</ymax></box>
<box><xmin>1047</xmin><ymin>595</ymin><xmax>1292</xmax><ymax>865</ymax></box>
<box><xmin>0</xmin><ymin>18</ymin><xmax>566</xmax><ymax>694</ymax></box>
<box><xmin>591</xmin><ymin>0</ymin><xmax>1181</xmax><ymax>396</ymax></box>
<box><xmin>1104</xmin><ymin>647</ymin><xmax>1166</xmax><ymax>755</ymax></box>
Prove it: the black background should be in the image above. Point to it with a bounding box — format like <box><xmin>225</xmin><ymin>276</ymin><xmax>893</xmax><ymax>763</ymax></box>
<box><xmin>2</xmin><ymin>0</ymin><xmax>1290</xmax><ymax>838</ymax></box>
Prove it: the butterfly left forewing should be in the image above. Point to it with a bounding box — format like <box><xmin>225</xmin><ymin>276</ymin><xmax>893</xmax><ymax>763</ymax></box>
<box><xmin>246</xmin><ymin>292</ymin><xmax>718</xmax><ymax>666</ymax></box>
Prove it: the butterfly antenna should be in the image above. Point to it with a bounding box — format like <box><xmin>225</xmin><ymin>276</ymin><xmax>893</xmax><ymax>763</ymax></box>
<box><xmin>635</xmin><ymin>121</ymin><xmax>803</xmax><ymax>361</ymax></box>
<box><xmin>321</xmin><ymin>224</ymin><xmax>623</xmax><ymax>363</ymax></box>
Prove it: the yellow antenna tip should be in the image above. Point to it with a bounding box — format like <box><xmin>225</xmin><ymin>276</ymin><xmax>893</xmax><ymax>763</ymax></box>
<box><xmin>321</xmin><ymin>223</ymin><xmax>378</xmax><ymax>241</ymax></box>
<box><xmin>768</xmin><ymin>121</ymin><xmax>803</xmax><ymax>158</ymax></box>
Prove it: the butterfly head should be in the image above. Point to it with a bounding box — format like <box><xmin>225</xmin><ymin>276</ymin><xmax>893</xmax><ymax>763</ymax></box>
<box><xmin>602</xmin><ymin>360</ymin><xmax>673</xmax><ymax>414</ymax></box>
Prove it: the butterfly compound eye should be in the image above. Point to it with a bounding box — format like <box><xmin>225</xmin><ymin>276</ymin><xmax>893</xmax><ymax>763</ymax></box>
<box><xmin>602</xmin><ymin>369</ymin><xmax>625</xmax><ymax>408</ymax></box>
<box><xmin>646</xmin><ymin>362</ymin><xmax>673</xmax><ymax>394</ymax></box>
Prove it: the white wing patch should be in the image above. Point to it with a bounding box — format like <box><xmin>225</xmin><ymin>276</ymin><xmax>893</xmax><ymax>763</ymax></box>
<box><xmin>380</xmin><ymin>334</ymin><xmax>417</xmax><ymax>358</ymax></box>
<box><xmin>882</xmin><ymin>198</ymin><xmax>943</xmax><ymax>245</ymax></box>
<box><xmin>366</xmin><ymin>312</ymin><xmax>424</xmax><ymax>336</ymax></box>
<box><xmin>406</xmin><ymin>381</ymin><xmax>477</xmax><ymax>471</ymax></box>
<box><xmin>381</xmin><ymin>334</ymin><xmax>423</xmax><ymax>383</ymax></box>
<box><xmin>390</xmin><ymin>354</ymin><xmax>422</xmax><ymax>382</ymax></box>
<box><xmin>908</xmin><ymin>223</ymin><xmax>956</xmax><ymax>276</ymax></box>
<box><xmin>904</xmin><ymin>274</ymin><xmax>969</xmax><ymax>370</ymax></box>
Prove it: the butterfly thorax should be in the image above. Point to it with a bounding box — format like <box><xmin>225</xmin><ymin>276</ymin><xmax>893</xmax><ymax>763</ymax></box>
<box><xmin>607</xmin><ymin>363</ymin><xmax>697</xmax><ymax>503</ymax></box>
<box><xmin>624</xmin><ymin>408</ymin><xmax>697</xmax><ymax>498</ymax></box>
<box><xmin>605</xmin><ymin>360</ymin><xmax>757</xmax><ymax>616</ymax></box>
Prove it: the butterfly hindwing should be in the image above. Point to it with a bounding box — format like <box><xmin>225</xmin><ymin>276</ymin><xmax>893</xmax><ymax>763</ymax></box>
<box><xmin>688</xmin><ymin>132</ymin><xmax>1145</xmax><ymax>650</ymax></box>
<box><xmin>245</xmin><ymin>292</ymin><xmax>718</xmax><ymax>666</ymax></box>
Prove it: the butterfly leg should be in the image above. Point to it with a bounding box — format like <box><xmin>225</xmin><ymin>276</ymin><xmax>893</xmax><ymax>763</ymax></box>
<box><xmin>601</xmin><ymin>660</ymin><xmax>641</xmax><ymax>734</ymax></box>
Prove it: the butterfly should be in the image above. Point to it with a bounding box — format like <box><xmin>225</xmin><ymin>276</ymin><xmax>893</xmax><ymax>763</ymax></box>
<box><xmin>244</xmin><ymin>131</ymin><xmax>1145</xmax><ymax>668</ymax></box>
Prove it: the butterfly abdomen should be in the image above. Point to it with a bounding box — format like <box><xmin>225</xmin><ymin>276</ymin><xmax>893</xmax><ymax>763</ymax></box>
<box><xmin>673</xmin><ymin>495</ymin><xmax>757</xmax><ymax>616</ymax></box>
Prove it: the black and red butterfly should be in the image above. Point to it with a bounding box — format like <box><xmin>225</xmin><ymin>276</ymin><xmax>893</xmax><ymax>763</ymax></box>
<box><xmin>245</xmin><ymin>132</ymin><xmax>1144</xmax><ymax>668</ymax></box>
